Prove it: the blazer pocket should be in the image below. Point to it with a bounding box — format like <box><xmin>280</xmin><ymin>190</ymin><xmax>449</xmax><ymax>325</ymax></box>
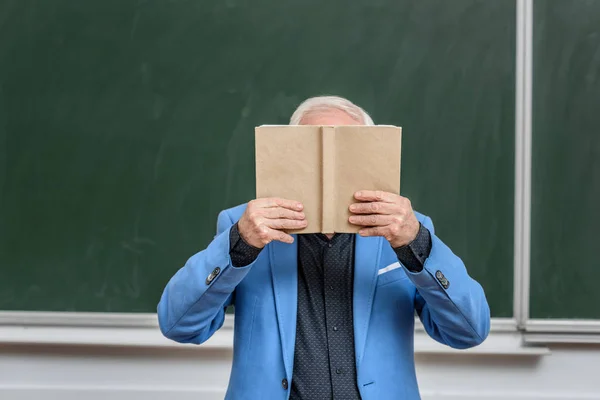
<box><xmin>377</xmin><ymin>263</ymin><xmax>409</xmax><ymax>287</ymax></box>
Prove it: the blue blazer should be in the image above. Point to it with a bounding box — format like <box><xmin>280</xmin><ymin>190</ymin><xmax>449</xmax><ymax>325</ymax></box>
<box><xmin>157</xmin><ymin>204</ymin><xmax>490</xmax><ymax>399</ymax></box>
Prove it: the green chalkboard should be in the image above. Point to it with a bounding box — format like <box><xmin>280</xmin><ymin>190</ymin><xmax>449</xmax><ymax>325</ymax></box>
<box><xmin>0</xmin><ymin>0</ymin><xmax>515</xmax><ymax>315</ymax></box>
<box><xmin>530</xmin><ymin>0</ymin><xmax>600</xmax><ymax>319</ymax></box>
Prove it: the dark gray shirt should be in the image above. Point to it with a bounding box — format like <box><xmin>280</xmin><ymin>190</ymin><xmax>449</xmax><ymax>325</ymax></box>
<box><xmin>229</xmin><ymin>223</ymin><xmax>432</xmax><ymax>399</ymax></box>
<box><xmin>291</xmin><ymin>232</ymin><xmax>361</xmax><ymax>399</ymax></box>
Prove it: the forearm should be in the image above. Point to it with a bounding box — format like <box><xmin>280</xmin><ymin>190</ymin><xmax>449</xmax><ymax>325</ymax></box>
<box><xmin>157</xmin><ymin>213</ymin><xmax>256</xmax><ymax>344</ymax></box>
<box><xmin>408</xmin><ymin>217</ymin><xmax>490</xmax><ymax>348</ymax></box>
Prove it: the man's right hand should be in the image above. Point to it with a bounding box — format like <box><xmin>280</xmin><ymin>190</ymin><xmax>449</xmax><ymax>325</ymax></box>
<box><xmin>237</xmin><ymin>198</ymin><xmax>306</xmax><ymax>248</ymax></box>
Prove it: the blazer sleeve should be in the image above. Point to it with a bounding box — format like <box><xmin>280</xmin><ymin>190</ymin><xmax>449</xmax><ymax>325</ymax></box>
<box><xmin>408</xmin><ymin>216</ymin><xmax>491</xmax><ymax>349</ymax></box>
<box><xmin>157</xmin><ymin>210</ymin><xmax>258</xmax><ymax>344</ymax></box>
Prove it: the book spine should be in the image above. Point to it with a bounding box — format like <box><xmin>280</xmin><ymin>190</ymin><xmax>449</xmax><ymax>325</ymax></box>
<box><xmin>321</xmin><ymin>126</ymin><xmax>336</xmax><ymax>233</ymax></box>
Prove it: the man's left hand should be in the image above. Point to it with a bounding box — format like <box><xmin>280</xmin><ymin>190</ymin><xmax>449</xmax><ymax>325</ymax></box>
<box><xmin>349</xmin><ymin>190</ymin><xmax>420</xmax><ymax>248</ymax></box>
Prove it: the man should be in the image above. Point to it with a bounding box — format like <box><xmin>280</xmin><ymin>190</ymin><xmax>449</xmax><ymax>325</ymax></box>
<box><xmin>157</xmin><ymin>96</ymin><xmax>490</xmax><ymax>400</ymax></box>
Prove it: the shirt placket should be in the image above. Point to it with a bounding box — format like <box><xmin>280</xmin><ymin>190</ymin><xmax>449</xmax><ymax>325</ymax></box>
<box><xmin>323</xmin><ymin>240</ymin><xmax>348</xmax><ymax>398</ymax></box>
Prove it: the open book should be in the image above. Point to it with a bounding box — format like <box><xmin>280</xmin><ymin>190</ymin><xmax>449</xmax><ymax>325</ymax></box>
<box><xmin>255</xmin><ymin>125</ymin><xmax>402</xmax><ymax>234</ymax></box>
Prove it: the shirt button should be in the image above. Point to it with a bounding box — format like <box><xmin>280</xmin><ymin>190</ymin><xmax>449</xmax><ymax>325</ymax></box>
<box><xmin>282</xmin><ymin>378</ymin><xmax>288</xmax><ymax>390</ymax></box>
<box><xmin>329</xmin><ymin>285</ymin><xmax>334</xmax><ymax>290</ymax></box>
<box><xmin>336</xmin><ymin>367</ymin><xmax>342</xmax><ymax>374</ymax></box>
<box><xmin>333</xmin><ymin>326</ymin><xmax>338</xmax><ymax>331</ymax></box>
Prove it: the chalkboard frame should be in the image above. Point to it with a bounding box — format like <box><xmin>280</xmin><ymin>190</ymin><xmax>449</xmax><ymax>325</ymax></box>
<box><xmin>2</xmin><ymin>0</ymin><xmax>599</xmax><ymax>347</ymax></box>
<box><xmin>517</xmin><ymin>0</ymin><xmax>600</xmax><ymax>339</ymax></box>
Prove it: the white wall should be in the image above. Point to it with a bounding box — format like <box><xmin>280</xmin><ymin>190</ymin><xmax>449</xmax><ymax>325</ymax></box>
<box><xmin>416</xmin><ymin>345</ymin><xmax>600</xmax><ymax>400</ymax></box>
<box><xmin>2</xmin><ymin>329</ymin><xmax>600</xmax><ymax>400</ymax></box>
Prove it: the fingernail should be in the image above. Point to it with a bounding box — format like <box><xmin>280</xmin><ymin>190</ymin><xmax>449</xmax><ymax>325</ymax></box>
<box><xmin>349</xmin><ymin>204</ymin><xmax>356</xmax><ymax>211</ymax></box>
<box><xmin>359</xmin><ymin>230</ymin><xmax>366</xmax><ymax>236</ymax></box>
<box><xmin>296</xmin><ymin>203</ymin><xmax>303</xmax><ymax>210</ymax></box>
<box><xmin>355</xmin><ymin>191</ymin><xmax>362</xmax><ymax>198</ymax></box>
<box><xmin>349</xmin><ymin>216</ymin><xmax>355</xmax><ymax>222</ymax></box>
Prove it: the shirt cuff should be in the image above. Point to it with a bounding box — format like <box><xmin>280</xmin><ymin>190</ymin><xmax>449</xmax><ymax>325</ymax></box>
<box><xmin>229</xmin><ymin>222</ymin><xmax>263</xmax><ymax>268</ymax></box>
<box><xmin>393</xmin><ymin>223</ymin><xmax>432</xmax><ymax>272</ymax></box>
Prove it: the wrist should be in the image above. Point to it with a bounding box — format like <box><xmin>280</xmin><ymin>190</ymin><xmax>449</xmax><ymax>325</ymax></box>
<box><xmin>237</xmin><ymin>220</ymin><xmax>265</xmax><ymax>249</ymax></box>
<box><xmin>390</xmin><ymin>224</ymin><xmax>420</xmax><ymax>249</ymax></box>
<box><xmin>390</xmin><ymin>238</ymin><xmax>410</xmax><ymax>249</ymax></box>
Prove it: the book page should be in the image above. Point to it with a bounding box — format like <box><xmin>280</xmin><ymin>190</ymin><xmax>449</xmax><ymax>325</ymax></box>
<box><xmin>255</xmin><ymin>125</ymin><xmax>322</xmax><ymax>233</ymax></box>
<box><xmin>333</xmin><ymin>126</ymin><xmax>402</xmax><ymax>233</ymax></box>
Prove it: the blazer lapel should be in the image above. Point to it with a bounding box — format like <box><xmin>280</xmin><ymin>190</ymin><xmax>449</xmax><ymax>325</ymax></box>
<box><xmin>353</xmin><ymin>235</ymin><xmax>384</xmax><ymax>368</ymax></box>
<box><xmin>268</xmin><ymin>237</ymin><xmax>298</xmax><ymax>379</ymax></box>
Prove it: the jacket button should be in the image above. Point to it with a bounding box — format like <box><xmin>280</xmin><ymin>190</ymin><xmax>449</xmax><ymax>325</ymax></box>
<box><xmin>205</xmin><ymin>267</ymin><xmax>221</xmax><ymax>285</ymax></box>
<box><xmin>282</xmin><ymin>378</ymin><xmax>288</xmax><ymax>390</ymax></box>
<box><xmin>435</xmin><ymin>270</ymin><xmax>444</xmax><ymax>280</ymax></box>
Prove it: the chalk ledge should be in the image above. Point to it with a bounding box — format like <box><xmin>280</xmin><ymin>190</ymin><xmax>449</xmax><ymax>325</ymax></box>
<box><xmin>0</xmin><ymin>312</ymin><xmax>549</xmax><ymax>355</ymax></box>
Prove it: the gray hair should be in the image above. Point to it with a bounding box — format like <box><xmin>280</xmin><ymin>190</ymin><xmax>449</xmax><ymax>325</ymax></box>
<box><xmin>289</xmin><ymin>95</ymin><xmax>374</xmax><ymax>126</ymax></box>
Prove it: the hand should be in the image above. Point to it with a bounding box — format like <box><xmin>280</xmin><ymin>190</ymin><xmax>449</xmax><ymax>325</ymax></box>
<box><xmin>348</xmin><ymin>190</ymin><xmax>419</xmax><ymax>248</ymax></box>
<box><xmin>238</xmin><ymin>198</ymin><xmax>307</xmax><ymax>248</ymax></box>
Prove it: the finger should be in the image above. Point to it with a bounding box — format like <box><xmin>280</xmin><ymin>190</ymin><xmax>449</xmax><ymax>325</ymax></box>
<box><xmin>257</xmin><ymin>197</ymin><xmax>304</xmax><ymax>211</ymax></box>
<box><xmin>358</xmin><ymin>226</ymin><xmax>387</xmax><ymax>237</ymax></box>
<box><xmin>348</xmin><ymin>214</ymin><xmax>394</xmax><ymax>226</ymax></box>
<box><xmin>265</xmin><ymin>218</ymin><xmax>308</xmax><ymax>230</ymax></box>
<box><xmin>354</xmin><ymin>190</ymin><xmax>397</xmax><ymax>203</ymax></box>
<box><xmin>349</xmin><ymin>201</ymin><xmax>398</xmax><ymax>215</ymax></box>
<box><xmin>265</xmin><ymin>227</ymin><xmax>295</xmax><ymax>244</ymax></box>
<box><xmin>262</xmin><ymin>208</ymin><xmax>306</xmax><ymax>220</ymax></box>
